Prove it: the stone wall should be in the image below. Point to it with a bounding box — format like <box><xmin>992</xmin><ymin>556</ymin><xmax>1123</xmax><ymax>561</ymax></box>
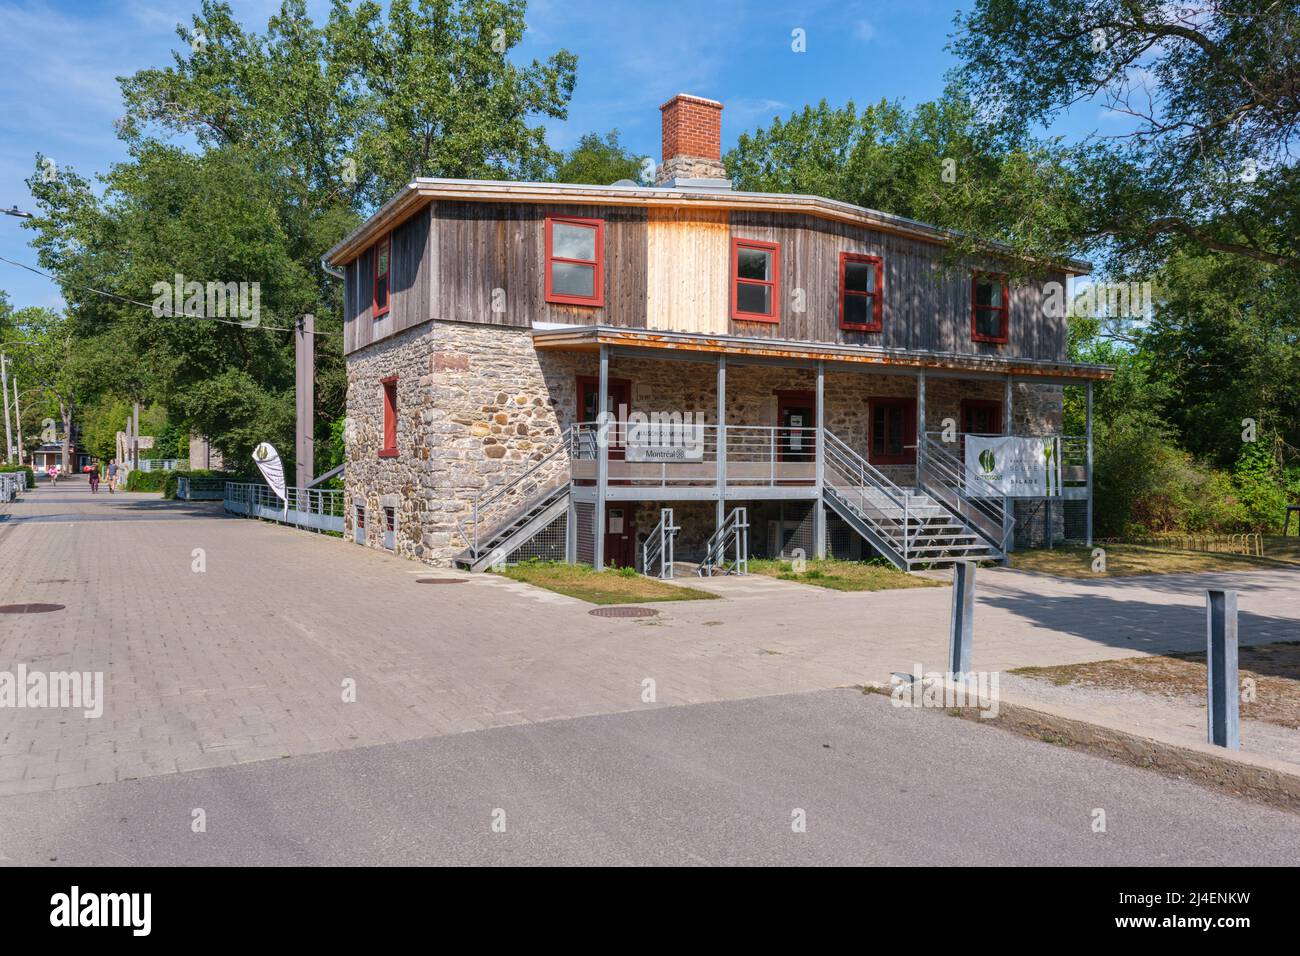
<box><xmin>345</xmin><ymin>318</ymin><xmax>1067</xmax><ymax>566</ymax></box>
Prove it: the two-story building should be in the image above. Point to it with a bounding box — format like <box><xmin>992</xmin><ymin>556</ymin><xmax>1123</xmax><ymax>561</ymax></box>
<box><xmin>323</xmin><ymin>94</ymin><xmax>1111</xmax><ymax>574</ymax></box>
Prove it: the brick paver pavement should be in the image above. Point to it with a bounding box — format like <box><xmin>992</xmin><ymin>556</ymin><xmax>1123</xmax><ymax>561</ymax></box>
<box><xmin>2</xmin><ymin>479</ymin><xmax>1298</xmax><ymax>794</ymax></box>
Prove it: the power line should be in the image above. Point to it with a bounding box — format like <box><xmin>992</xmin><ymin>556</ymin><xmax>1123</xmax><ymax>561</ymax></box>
<box><xmin>0</xmin><ymin>255</ymin><xmax>340</xmax><ymax>337</ymax></box>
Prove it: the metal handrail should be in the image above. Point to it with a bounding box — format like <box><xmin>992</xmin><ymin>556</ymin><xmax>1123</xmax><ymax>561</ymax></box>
<box><xmin>642</xmin><ymin>508</ymin><xmax>679</xmax><ymax>579</ymax></box>
<box><xmin>699</xmin><ymin>507</ymin><xmax>748</xmax><ymax>576</ymax></box>
<box><xmin>466</xmin><ymin>425</ymin><xmax>577</xmax><ymax>557</ymax></box>
<box><xmin>917</xmin><ymin>436</ymin><xmax>1011</xmax><ymax>551</ymax></box>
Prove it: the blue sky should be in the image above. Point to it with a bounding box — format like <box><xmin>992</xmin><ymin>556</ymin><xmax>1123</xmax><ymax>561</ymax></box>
<box><xmin>0</xmin><ymin>0</ymin><xmax>1115</xmax><ymax>310</ymax></box>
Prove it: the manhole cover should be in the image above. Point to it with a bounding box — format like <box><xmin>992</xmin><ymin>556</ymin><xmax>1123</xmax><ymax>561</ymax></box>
<box><xmin>589</xmin><ymin>606</ymin><xmax>658</xmax><ymax>618</ymax></box>
<box><xmin>0</xmin><ymin>603</ymin><xmax>65</xmax><ymax>614</ymax></box>
<box><xmin>415</xmin><ymin>578</ymin><xmax>467</xmax><ymax>584</ymax></box>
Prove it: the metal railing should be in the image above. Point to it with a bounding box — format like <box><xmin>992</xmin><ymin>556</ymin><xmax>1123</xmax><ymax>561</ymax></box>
<box><xmin>176</xmin><ymin>476</ymin><xmax>227</xmax><ymax>501</ymax></box>
<box><xmin>642</xmin><ymin>508</ymin><xmax>679</xmax><ymax>579</ymax></box>
<box><xmin>136</xmin><ymin>458</ymin><xmax>190</xmax><ymax>472</ymax></box>
<box><xmin>822</xmin><ymin>430</ymin><xmax>919</xmax><ymax>564</ymax></box>
<box><xmin>224</xmin><ymin>481</ymin><xmax>344</xmax><ymax>533</ymax></box>
<box><xmin>918</xmin><ymin>435</ymin><xmax>1012</xmax><ymax>552</ymax></box>
<box><xmin>460</xmin><ymin>425</ymin><xmax>579</xmax><ymax>558</ymax></box>
<box><xmin>698</xmin><ymin>507</ymin><xmax>748</xmax><ymax>576</ymax></box>
<box><xmin>570</xmin><ymin>422</ymin><xmax>818</xmax><ymax>487</ymax></box>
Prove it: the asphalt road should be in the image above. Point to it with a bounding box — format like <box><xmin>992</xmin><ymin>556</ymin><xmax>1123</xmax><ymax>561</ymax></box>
<box><xmin>3</xmin><ymin>688</ymin><xmax>1298</xmax><ymax>866</ymax></box>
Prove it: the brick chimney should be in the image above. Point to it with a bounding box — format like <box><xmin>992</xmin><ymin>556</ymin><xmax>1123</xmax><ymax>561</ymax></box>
<box><xmin>656</xmin><ymin>94</ymin><xmax>730</xmax><ymax>187</ymax></box>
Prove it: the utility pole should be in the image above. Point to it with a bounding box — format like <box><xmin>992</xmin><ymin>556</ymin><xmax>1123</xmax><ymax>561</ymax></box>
<box><xmin>12</xmin><ymin>370</ymin><xmax>22</xmax><ymax>464</ymax></box>
<box><xmin>1</xmin><ymin>353</ymin><xmax>12</xmax><ymax>464</ymax></box>
<box><xmin>295</xmin><ymin>314</ymin><xmax>315</xmax><ymax>489</ymax></box>
<box><xmin>132</xmin><ymin>401</ymin><xmax>140</xmax><ymax>470</ymax></box>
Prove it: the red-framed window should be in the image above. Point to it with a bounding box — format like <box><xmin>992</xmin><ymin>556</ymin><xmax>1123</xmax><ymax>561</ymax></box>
<box><xmin>372</xmin><ymin>233</ymin><xmax>392</xmax><ymax>317</ymax></box>
<box><xmin>971</xmin><ymin>271</ymin><xmax>1009</xmax><ymax>343</ymax></box>
<box><xmin>960</xmin><ymin>399</ymin><xmax>1003</xmax><ymax>435</ymax></box>
<box><xmin>380</xmin><ymin>376</ymin><xmax>398</xmax><ymax>457</ymax></box>
<box><xmin>545</xmin><ymin>216</ymin><xmax>605</xmax><ymax>306</ymax></box>
<box><xmin>868</xmin><ymin>397</ymin><xmax>916</xmax><ymax>465</ymax></box>
<box><xmin>839</xmin><ymin>252</ymin><xmax>883</xmax><ymax>331</ymax></box>
<box><xmin>730</xmin><ymin>238</ymin><xmax>780</xmax><ymax>323</ymax></box>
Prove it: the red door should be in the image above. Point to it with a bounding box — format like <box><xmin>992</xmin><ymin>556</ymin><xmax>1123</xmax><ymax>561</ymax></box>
<box><xmin>578</xmin><ymin>376</ymin><xmax>632</xmax><ymax>457</ymax></box>
<box><xmin>604</xmin><ymin>505</ymin><xmax>636</xmax><ymax>568</ymax></box>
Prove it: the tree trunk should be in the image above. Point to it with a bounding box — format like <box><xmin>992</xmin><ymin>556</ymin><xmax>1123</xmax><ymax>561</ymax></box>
<box><xmin>60</xmin><ymin>402</ymin><xmax>73</xmax><ymax>473</ymax></box>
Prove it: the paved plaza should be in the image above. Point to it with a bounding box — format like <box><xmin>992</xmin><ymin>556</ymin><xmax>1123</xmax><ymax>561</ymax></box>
<box><xmin>2</xmin><ymin>481</ymin><xmax>1297</xmax><ymax>797</ymax></box>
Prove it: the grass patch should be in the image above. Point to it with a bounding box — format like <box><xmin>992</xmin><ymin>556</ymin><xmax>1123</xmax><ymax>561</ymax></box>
<box><xmin>495</xmin><ymin>560</ymin><xmax>718</xmax><ymax>605</ymax></box>
<box><xmin>1012</xmin><ymin>641</ymin><xmax>1300</xmax><ymax>729</ymax></box>
<box><xmin>749</xmin><ymin>557</ymin><xmax>943</xmax><ymax>592</ymax></box>
<box><xmin>1009</xmin><ymin>542</ymin><xmax>1293</xmax><ymax>578</ymax></box>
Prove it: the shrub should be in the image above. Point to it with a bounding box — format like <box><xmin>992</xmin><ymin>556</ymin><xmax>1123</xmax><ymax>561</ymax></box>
<box><xmin>0</xmin><ymin>464</ymin><xmax>37</xmax><ymax>488</ymax></box>
<box><xmin>124</xmin><ymin>470</ymin><xmax>168</xmax><ymax>492</ymax></box>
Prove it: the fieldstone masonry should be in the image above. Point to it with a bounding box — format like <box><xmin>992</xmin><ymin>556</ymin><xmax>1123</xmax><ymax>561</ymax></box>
<box><xmin>346</xmin><ymin>318</ymin><xmax>1068</xmax><ymax>566</ymax></box>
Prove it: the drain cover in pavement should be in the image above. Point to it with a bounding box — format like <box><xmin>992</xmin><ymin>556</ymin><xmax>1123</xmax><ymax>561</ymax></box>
<box><xmin>589</xmin><ymin>606</ymin><xmax>658</xmax><ymax>618</ymax></box>
<box><xmin>415</xmin><ymin>578</ymin><xmax>467</xmax><ymax>584</ymax></box>
<box><xmin>0</xmin><ymin>603</ymin><xmax>65</xmax><ymax>614</ymax></box>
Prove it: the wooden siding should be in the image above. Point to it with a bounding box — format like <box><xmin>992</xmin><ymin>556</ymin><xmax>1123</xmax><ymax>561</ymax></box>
<box><xmin>428</xmin><ymin>201</ymin><xmax>647</xmax><ymax>331</ymax></box>
<box><xmin>344</xmin><ymin>200</ymin><xmax>1068</xmax><ymax>364</ymax></box>
<box><xmin>344</xmin><ymin>206</ymin><xmax>432</xmax><ymax>353</ymax></box>
<box><xmin>645</xmin><ymin>207</ymin><xmax>730</xmax><ymax>335</ymax></box>
<box><xmin>726</xmin><ymin>211</ymin><xmax>1067</xmax><ymax>362</ymax></box>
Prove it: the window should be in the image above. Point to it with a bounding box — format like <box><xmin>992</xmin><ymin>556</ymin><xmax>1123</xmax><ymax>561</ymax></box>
<box><xmin>373</xmin><ymin>233</ymin><xmax>391</xmax><ymax>317</ymax></box>
<box><xmin>380</xmin><ymin>376</ymin><xmax>398</xmax><ymax>457</ymax></box>
<box><xmin>869</xmin><ymin>398</ymin><xmax>916</xmax><ymax>465</ymax></box>
<box><xmin>731</xmin><ymin>238</ymin><xmax>780</xmax><ymax>322</ymax></box>
<box><xmin>961</xmin><ymin>399</ymin><xmax>1003</xmax><ymax>435</ymax></box>
<box><xmin>545</xmin><ymin>216</ymin><xmax>604</xmax><ymax>306</ymax></box>
<box><xmin>354</xmin><ymin>505</ymin><xmax>366</xmax><ymax>545</ymax></box>
<box><xmin>971</xmin><ymin>271</ymin><xmax>1009</xmax><ymax>343</ymax></box>
<box><xmin>839</xmin><ymin>253</ymin><xmax>882</xmax><ymax>331</ymax></box>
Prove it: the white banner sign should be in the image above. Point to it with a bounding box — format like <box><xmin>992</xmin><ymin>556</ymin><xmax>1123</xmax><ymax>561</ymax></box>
<box><xmin>252</xmin><ymin>442</ymin><xmax>287</xmax><ymax>502</ymax></box>
<box><xmin>964</xmin><ymin>436</ymin><xmax>1061</xmax><ymax>497</ymax></box>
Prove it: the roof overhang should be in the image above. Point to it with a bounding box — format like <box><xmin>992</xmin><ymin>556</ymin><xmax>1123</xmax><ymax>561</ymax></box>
<box><xmin>323</xmin><ymin>178</ymin><xmax>1093</xmax><ymax>276</ymax></box>
<box><xmin>531</xmin><ymin>325</ymin><xmax>1113</xmax><ymax>383</ymax></box>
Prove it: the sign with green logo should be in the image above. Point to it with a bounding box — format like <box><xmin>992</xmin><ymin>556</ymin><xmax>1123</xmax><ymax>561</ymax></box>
<box><xmin>964</xmin><ymin>436</ymin><xmax>1061</xmax><ymax>497</ymax></box>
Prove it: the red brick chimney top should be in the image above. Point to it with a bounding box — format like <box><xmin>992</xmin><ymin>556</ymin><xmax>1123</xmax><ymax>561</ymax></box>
<box><xmin>660</xmin><ymin>94</ymin><xmax>723</xmax><ymax>164</ymax></box>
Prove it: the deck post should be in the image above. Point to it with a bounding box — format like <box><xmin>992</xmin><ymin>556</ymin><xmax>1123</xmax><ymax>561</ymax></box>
<box><xmin>595</xmin><ymin>344</ymin><xmax>609</xmax><ymax>571</ymax></box>
<box><xmin>1085</xmin><ymin>381</ymin><xmax>1094</xmax><ymax>548</ymax></box>
<box><xmin>716</xmin><ymin>355</ymin><xmax>727</xmax><ymax>530</ymax></box>
<box><xmin>1003</xmin><ymin>376</ymin><xmax>1015</xmax><ymax>554</ymax></box>
<box><xmin>565</xmin><ymin>492</ymin><xmax>577</xmax><ymax>564</ymax></box>
<box><xmin>915</xmin><ymin>371</ymin><xmax>926</xmax><ymax>485</ymax></box>
<box><xmin>814</xmin><ymin>360</ymin><xmax>826</xmax><ymax>558</ymax></box>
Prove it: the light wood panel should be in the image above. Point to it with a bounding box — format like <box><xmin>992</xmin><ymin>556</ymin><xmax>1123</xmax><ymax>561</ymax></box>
<box><xmin>645</xmin><ymin>207</ymin><xmax>730</xmax><ymax>335</ymax></box>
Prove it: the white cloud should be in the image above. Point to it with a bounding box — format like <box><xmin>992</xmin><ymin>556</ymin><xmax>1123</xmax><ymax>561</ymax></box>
<box><xmin>853</xmin><ymin>19</ymin><xmax>876</xmax><ymax>43</ymax></box>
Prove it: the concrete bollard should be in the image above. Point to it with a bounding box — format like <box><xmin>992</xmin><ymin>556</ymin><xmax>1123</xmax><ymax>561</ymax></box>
<box><xmin>1206</xmin><ymin>589</ymin><xmax>1240</xmax><ymax>749</ymax></box>
<box><xmin>949</xmin><ymin>561</ymin><xmax>975</xmax><ymax>678</ymax></box>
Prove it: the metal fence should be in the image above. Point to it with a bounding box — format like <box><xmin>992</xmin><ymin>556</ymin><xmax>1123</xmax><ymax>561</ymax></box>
<box><xmin>137</xmin><ymin>458</ymin><xmax>191</xmax><ymax>473</ymax></box>
<box><xmin>0</xmin><ymin>472</ymin><xmax>22</xmax><ymax>502</ymax></box>
<box><xmin>176</xmin><ymin>476</ymin><xmax>227</xmax><ymax>501</ymax></box>
<box><xmin>223</xmin><ymin>482</ymin><xmax>344</xmax><ymax>533</ymax></box>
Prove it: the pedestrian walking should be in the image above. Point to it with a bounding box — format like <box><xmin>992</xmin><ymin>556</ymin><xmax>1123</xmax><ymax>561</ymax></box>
<box><xmin>89</xmin><ymin>463</ymin><xmax>100</xmax><ymax>493</ymax></box>
<box><xmin>106</xmin><ymin>460</ymin><xmax>118</xmax><ymax>493</ymax></box>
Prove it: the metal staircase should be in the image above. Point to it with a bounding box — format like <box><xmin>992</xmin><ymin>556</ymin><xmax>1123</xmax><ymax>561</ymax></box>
<box><xmin>822</xmin><ymin>430</ymin><xmax>1008</xmax><ymax>571</ymax></box>
<box><xmin>452</xmin><ymin>427</ymin><xmax>578</xmax><ymax>571</ymax></box>
<box><xmin>698</xmin><ymin>507</ymin><xmax>749</xmax><ymax>576</ymax></box>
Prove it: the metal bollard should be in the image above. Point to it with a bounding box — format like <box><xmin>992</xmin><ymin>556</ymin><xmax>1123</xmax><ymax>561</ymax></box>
<box><xmin>949</xmin><ymin>561</ymin><xmax>975</xmax><ymax>678</ymax></box>
<box><xmin>1206</xmin><ymin>589</ymin><xmax>1240</xmax><ymax>749</ymax></box>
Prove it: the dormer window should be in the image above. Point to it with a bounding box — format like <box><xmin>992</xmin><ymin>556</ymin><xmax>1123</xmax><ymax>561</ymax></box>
<box><xmin>971</xmin><ymin>271</ymin><xmax>1009</xmax><ymax>343</ymax></box>
<box><xmin>731</xmin><ymin>238</ymin><xmax>780</xmax><ymax>323</ymax></box>
<box><xmin>545</xmin><ymin>216</ymin><xmax>604</xmax><ymax>306</ymax></box>
<box><xmin>372</xmin><ymin>233</ymin><xmax>391</xmax><ymax>317</ymax></box>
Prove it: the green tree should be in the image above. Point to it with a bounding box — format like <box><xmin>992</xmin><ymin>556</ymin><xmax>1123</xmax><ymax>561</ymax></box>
<box><xmin>724</xmin><ymin>88</ymin><xmax>1086</xmax><ymax>275</ymax></box>
<box><xmin>549</xmin><ymin>130</ymin><xmax>645</xmax><ymax>185</ymax></box>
